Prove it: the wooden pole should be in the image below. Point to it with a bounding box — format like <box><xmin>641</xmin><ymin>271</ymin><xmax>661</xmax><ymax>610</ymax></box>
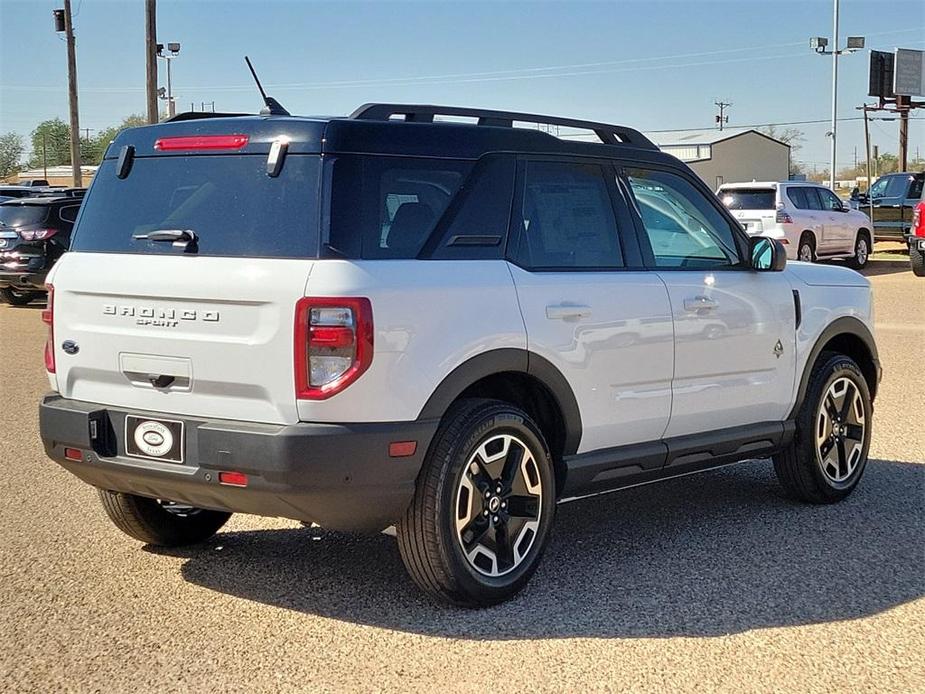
<box><xmin>145</xmin><ymin>0</ymin><xmax>158</xmax><ymax>123</ymax></box>
<box><xmin>63</xmin><ymin>0</ymin><xmax>82</xmax><ymax>186</ymax></box>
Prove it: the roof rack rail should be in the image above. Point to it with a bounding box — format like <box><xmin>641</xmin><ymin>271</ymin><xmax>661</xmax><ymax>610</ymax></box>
<box><xmin>349</xmin><ymin>103</ymin><xmax>658</xmax><ymax>150</ymax></box>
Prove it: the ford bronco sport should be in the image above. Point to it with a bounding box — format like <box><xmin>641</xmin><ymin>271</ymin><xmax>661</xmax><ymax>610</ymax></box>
<box><xmin>39</xmin><ymin>104</ymin><xmax>880</xmax><ymax>606</ymax></box>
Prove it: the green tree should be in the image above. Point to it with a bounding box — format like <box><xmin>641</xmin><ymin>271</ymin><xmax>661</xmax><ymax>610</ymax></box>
<box><xmin>0</xmin><ymin>132</ymin><xmax>25</xmax><ymax>180</ymax></box>
<box><xmin>29</xmin><ymin>118</ymin><xmax>72</xmax><ymax>168</ymax></box>
<box><xmin>94</xmin><ymin>114</ymin><xmax>148</xmax><ymax>155</ymax></box>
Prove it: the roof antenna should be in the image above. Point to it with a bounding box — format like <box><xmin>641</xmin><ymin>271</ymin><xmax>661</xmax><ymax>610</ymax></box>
<box><xmin>244</xmin><ymin>56</ymin><xmax>290</xmax><ymax>116</ymax></box>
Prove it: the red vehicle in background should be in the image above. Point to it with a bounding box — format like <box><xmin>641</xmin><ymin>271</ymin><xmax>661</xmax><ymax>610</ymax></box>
<box><xmin>911</xmin><ymin>200</ymin><xmax>925</xmax><ymax>277</ymax></box>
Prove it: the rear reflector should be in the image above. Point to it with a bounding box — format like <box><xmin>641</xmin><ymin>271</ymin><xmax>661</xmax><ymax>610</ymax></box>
<box><xmin>154</xmin><ymin>134</ymin><xmax>249</xmax><ymax>151</ymax></box>
<box><xmin>218</xmin><ymin>471</ymin><xmax>248</xmax><ymax>487</ymax></box>
<box><xmin>64</xmin><ymin>447</ymin><xmax>82</xmax><ymax>462</ymax></box>
<box><xmin>389</xmin><ymin>441</ymin><xmax>417</xmax><ymax>458</ymax></box>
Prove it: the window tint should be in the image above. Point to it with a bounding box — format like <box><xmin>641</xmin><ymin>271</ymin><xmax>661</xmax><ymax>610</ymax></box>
<box><xmin>0</xmin><ymin>204</ymin><xmax>48</xmax><ymax>226</ymax></box>
<box><xmin>787</xmin><ymin>187</ymin><xmax>809</xmax><ymax>209</ymax></box>
<box><xmin>885</xmin><ymin>175</ymin><xmax>911</xmax><ymax>198</ymax></box>
<box><xmin>910</xmin><ymin>176</ymin><xmax>924</xmax><ymax>200</ymax></box>
<box><xmin>72</xmin><ymin>155</ymin><xmax>321</xmax><ymax>257</ymax></box>
<box><xmin>817</xmin><ymin>187</ymin><xmax>844</xmax><ymax>211</ymax></box>
<box><xmin>511</xmin><ymin>161</ymin><xmax>623</xmax><ymax>270</ymax></box>
<box><xmin>803</xmin><ymin>187</ymin><xmax>824</xmax><ymax>211</ymax></box>
<box><xmin>626</xmin><ymin>168</ymin><xmax>741</xmax><ymax>268</ymax></box>
<box><xmin>329</xmin><ymin>156</ymin><xmax>471</xmax><ymax>259</ymax></box>
<box><xmin>718</xmin><ymin>188</ymin><xmax>776</xmax><ymax>210</ymax></box>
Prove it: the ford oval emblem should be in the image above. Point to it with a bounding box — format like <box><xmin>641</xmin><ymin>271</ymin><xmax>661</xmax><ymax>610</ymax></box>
<box><xmin>61</xmin><ymin>340</ymin><xmax>79</xmax><ymax>355</ymax></box>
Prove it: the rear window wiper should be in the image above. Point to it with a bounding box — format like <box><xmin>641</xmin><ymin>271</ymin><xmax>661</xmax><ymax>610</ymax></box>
<box><xmin>133</xmin><ymin>229</ymin><xmax>198</xmax><ymax>243</ymax></box>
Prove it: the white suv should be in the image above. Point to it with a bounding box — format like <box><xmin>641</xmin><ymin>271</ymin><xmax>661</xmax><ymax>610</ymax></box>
<box><xmin>718</xmin><ymin>181</ymin><xmax>873</xmax><ymax>268</ymax></box>
<box><xmin>39</xmin><ymin>104</ymin><xmax>881</xmax><ymax>606</ymax></box>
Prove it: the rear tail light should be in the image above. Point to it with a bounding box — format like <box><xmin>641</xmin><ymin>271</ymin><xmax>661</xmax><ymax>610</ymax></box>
<box><xmin>913</xmin><ymin>202</ymin><xmax>925</xmax><ymax>238</ymax></box>
<box><xmin>294</xmin><ymin>297</ymin><xmax>373</xmax><ymax>400</ymax></box>
<box><xmin>18</xmin><ymin>228</ymin><xmax>57</xmax><ymax>241</ymax></box>
<box><xmin>42</xmin><ymin>284</ymin><xmax>55</xmax><ymax>373</ymax></box>
<box><xmin>64</xmin><ymin>448</ymin><xmax>82</xmax><ymax>462</ymax></box>
<box><xmin>775</xmin><ymin>203</ymin><xmax>793</xmax><ymax>224</ymax></box>
<box><xmin>154</xmin><ymin>134</ymin><xmax>249</xmax><ymax>151</ymax></box>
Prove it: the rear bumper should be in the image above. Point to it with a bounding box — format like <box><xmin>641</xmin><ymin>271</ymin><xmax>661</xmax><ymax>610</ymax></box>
<box><xmin>39</xmin><ymin>394</ymin><xmax>438</xmax><ymax>532</ymax></box>
<box><xmin>0</xmin><ymin>271</ymin><xmax>47</xmax><ymax>290</ymax></box>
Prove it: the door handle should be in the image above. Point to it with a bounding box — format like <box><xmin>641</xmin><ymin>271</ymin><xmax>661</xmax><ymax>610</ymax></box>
<box><xmin>683</xmin><ymin>295</ymin><xmax>718</xmax><ymax>312</ymax></box>
<box><xmin>545</xmin><ymin>304</ymin><xmax>592</xmax><ymax>320</ymax></box>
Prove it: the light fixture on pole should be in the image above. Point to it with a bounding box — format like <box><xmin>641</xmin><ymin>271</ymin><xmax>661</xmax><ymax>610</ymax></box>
<box><xmin>156</xmin><ymin>41</ymin><xmax>181</xmax><ymax>119</ymax></box>
<box><xmin>810</xmin><ymin>0</ymin><xmax>864</xmax><ymax>190</ymax></box>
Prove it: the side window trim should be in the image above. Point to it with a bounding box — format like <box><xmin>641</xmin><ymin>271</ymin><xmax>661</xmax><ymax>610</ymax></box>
<box><xmin>505</xmin><ymin>156</ymin><xmax>628</xmax><ymax>273</ymax></box>
<box><xmin>619</xmin><ymin>163</ymin><xmax>750</xmax><ymax>271</ymax></box>
<box><xmin>604</xmin><ymin>163</ymin><xmax>645</xmax><ymax>269</ymax></box>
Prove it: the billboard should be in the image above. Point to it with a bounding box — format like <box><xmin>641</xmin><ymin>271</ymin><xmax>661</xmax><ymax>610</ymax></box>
<box><xmin>868</xmin><ymin>50</ymin><xmax>894</xmax><ymax>98</ymax></box>
<box><xmin>893</xmin><ymin>48</ymin><xmax>925</xmax><ymax>97</ymax></box>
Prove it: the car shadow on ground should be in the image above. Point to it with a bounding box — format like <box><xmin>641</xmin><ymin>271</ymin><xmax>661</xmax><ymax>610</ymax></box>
<box><xmin>165</xmin><ymin>458</ymin><xmax>924</xmax><ymax>639</ymax></box>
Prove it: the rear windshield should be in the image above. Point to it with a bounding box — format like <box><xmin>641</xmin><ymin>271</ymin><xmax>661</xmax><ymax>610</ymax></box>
<box><xmin>718</xmin><ymin>188</ymin><xmax>776</xmax><ymax>210</ymax></box>
<box><xmin>0</xmin><ymin>204</ymin><xmax>48</xmax><ymax>227</ymax></box>
<box><xmin>71</xmin><ymin>155</ymin><xmax>321</xmax><ymax>257</ymax></box>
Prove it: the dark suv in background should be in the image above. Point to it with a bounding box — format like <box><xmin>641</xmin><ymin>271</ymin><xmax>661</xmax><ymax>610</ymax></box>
<box><xmin>856</xmin><ymin>172</ymin><xmax>925</xmax><ymax>244</ymax></box>
<box><xmin>0</xmin><ymin>196</ymin><xmax>82</xmax><ymax>305</ymax></box>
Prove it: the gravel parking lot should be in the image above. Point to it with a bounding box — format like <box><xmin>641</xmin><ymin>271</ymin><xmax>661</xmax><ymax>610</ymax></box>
<box><xmin>1</xmin><ymin>253</ymin><xmax>922</xmax><ymax>693</ymax></box>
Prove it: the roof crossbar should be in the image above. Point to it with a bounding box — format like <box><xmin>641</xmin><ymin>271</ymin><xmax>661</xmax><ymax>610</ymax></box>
<box><xmin>349</xmin><ymin>103</ymin><xmax>658</xmax><ymax>150</ymax></box>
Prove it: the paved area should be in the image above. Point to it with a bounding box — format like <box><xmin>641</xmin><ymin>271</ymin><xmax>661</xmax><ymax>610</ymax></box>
<box><xmin>1</xmin><ymin>258</ymin><xmax>923</xmax><ymax>693</ymax></box>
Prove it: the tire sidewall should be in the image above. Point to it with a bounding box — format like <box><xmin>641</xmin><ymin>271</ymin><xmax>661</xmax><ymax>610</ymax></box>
<box><xmin>435</xmin><ymin>406</ymin><xmax>556</xmax><ymax>603</ymax></box>
<box><xmin>799</xmin><ymin>234</ymin><xmax>815</xmax><ymax>263</ymax></box>
<box><xmin>854</xmin><ymin>232</ymin><xmax>870</xmax><ymax>268</ymax></box>
<box><xmin>799</xmin><ymin>356</ymin><xmax>873</xmax><ymax>498</ymax></box>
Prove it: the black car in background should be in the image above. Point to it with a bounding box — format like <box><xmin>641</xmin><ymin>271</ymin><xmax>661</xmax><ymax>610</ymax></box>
<box><xmin>0</xmin><ymin>196</ymin><xmax>82</xmax><ymax>305</ymax></box>
<box><xmin>854</xmin><ymin>172</ymin><xmax>925</xmax><ymax>243</ymax></box>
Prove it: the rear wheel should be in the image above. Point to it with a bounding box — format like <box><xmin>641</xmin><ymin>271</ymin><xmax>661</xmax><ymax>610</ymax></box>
<box><xmin>847</xmin><ymin>230</ymin><xmax>871</xmax><ymax>270</ymax></box>
<box><xmin>798</xmin><ymin>233</ymin><xmax>816</xmax><ymax>263</ymax></box>
<box><xmin>0</xmin><ymin>287</ymin><xmax>39</xmax><ymax>306</ymax></box>
<box><xmin>911</xmin><ymin>247</ymin><xmax>925</xmax><ymax>277</ymax></box>
<box><xmin>397</xmin><ymin>399</ymin><xmax>556</xmax><ymax>606</ymax></box>
<box><xmin>97</xmin><ymin>489</ymin><xmax>231</xmax><ymax>546</ymax></box>
<box><xmin>773</xmin><ymin>353</ymin><xmax>872</xmax><ymax>504</ymax></box>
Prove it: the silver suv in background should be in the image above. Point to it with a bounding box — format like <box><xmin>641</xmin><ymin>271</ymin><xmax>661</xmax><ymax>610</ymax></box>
<box><xmin>718</xmin><ymin>181</ymin><xmax>872</xmax><ymax>268</ymax></box>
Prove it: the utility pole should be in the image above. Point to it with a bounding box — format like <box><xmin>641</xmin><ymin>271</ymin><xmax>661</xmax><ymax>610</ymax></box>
<box><xmin>58</xmin><ymin>0</ymin><xmax>82</xmax><ymax>187</ymax></box>
<box><xmin>145</xmin><ymin>0</ymin><xmax>158</xmax><ymax>123</ymax></box>
<box><xmin>714</xmin><ymin>100</ymin><xmax>731</xmax><ymax>131</ymax></box>
<box><xmin>898</xmin><ymin>95</ymin><xmax>909</xmax><ymax>171</ymax></box>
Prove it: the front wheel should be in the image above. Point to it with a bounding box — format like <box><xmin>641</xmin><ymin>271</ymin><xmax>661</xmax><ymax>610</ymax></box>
<box><xmin>97</xmin><ymin>489</ymin><xmax>231</xmax><ymax>546</ymax></box>
<box><xmin>773</xmin><ymin>353</ymin><xmax>872</xmax><ymax>504</ymax></box>
<box><xmin>847</xmin><ymin>231</ymin><xmax>871</xmax><ymax>270</ymax></box>
<box><xmin>0</xmin><ymin>287</ymin><xmax>39</xmax><ymax>306</ymax></box>
<box><xmin>397</xmin><ymin>399</ymin><xmax>556</xmax><ymax>606</ymax></box>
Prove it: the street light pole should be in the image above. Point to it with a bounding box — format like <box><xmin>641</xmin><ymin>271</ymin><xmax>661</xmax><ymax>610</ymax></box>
<box><xmin>829</xmin><ymin>0</ymin><xmax>839</xmax><ymax>190</ymax></box>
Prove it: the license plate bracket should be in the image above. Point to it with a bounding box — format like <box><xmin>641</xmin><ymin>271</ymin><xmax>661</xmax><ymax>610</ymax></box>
<box><xmin>125</xmin><ymin>415</ymin><xmax>184</xmax><ymax>463</ymax></box>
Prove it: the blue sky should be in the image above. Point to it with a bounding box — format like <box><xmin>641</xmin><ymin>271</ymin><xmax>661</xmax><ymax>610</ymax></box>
<box><xmin>1</xmin><ymin>0</ymin><xmax>922</xmax><ymax>170</ymax></box>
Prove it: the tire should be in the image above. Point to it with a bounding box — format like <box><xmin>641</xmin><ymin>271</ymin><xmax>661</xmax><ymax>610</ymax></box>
<box><xmin>797</xmin><ymin>232</ymin><xmax>816</xmax><ymax>263</ymax></box>
<box><xmin>847</xmin><ymin>230</ymin><xmax>871</xmax><ymax>270</ymax></box>
<box><xmin>397</xmin><ymin>398</ymin><xmax>556</xmax><ymax>607</ymax></box>
<box><xmin>911</xmin><ymin>248</ymin><xmax>925</xmax><ymax>277</ymax></box>
<box><xmin>97</xmin><ymin>489</ymin><xmax>231</xmax><ymax>546</ymax></box>
<box><xmin>773</xmin><ymin>353</ymin><xmax>872</xmax><ymax>504</ymax></box>
<box><xmin>0</xmin><ymin>287</ymin><xmax>39</xmax><ymax>306</ymax></box>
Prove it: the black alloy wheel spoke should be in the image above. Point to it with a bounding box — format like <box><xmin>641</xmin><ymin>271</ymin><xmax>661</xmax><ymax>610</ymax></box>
<box><xmin>838</xmin><ymin>383</ymin><xmax>856</xmax><ymax>421</ymax></box>
<box><xmin>504</xmin><ymin>494</ymin><xmax>539</xmax><ymax>519</ymax></box>
<box><xmin>493</xmin><ymin>522</ymin><xmax>515</xmax><ymax>572</ymax></box>
<box><xmin>499</xmin><ymin>440</ymin><xmax>525</xmax><ymax>490</ymax></box>
<box><xmin>460</xmin><ymin>516</ymin><xmax>491</xmax><ymax>550</ymax></box>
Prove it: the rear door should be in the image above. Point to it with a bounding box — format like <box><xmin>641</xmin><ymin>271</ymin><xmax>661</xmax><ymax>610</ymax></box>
<box><xmin>50</xmin><ymin>150</ymin><xmax>322</xmax><ymax>425</ymax></box>
<box><xmin>815</xmin><ymin>186</ymin><xmax>853</xmax><ymax>252</ymax></box>
<box><xmin>507</xmin><ymin>158</ymin><xmax>673</xmax><ymax>454</ymax></box>
<box><xmin>623</xmin><ymin>166</ymin><xmax>796</xmax><ymax>438</ymax></box>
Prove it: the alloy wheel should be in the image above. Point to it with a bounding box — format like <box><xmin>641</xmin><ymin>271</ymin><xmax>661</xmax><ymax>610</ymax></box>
<box><xmin>454</xmin><ymin>433</ymin><xmax>543</xmax><ymax>577</ymax></box>
<box><xmin>815</xmin><ymin>377</ymin><xmax>866</xmax><ymax>483</ymax></box>
<box><xmin>856</xmin><ymin>237</ymin><xmax>869</xmax><ymax>266</ymax></box>
<box><xmin>799</xmin><ymin>243</ymin><xmax>814</xmax><ymax>262</ymax></box>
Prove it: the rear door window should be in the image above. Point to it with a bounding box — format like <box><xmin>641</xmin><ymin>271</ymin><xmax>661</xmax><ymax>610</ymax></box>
<box><xmin>71</xmin><ymin>155</ymin><xmax>321</xmax><ymax>257</ymax></box>
<box><xmin>718</xmin><ymin>188</ymin><xmax>776</xmax><ymax>210</ymax></box>
<box><xmin>787</xmin><ymin>187</ymin><xmax>809</xmax><ymax>209</ymax></box>
<box><xmin>329</xmin><ymin>156</ymin><xmax>471</xmax><ymax>259</ymax></box>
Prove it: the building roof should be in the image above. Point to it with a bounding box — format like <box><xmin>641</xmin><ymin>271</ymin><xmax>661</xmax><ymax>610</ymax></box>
<box><xmin>647</xmin><ymin>127</ymin><xmax>788</xmax><ymax>148</ymax></box>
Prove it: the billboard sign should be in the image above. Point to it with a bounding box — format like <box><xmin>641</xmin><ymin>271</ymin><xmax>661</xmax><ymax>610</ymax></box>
<box><xmin>868</xmin><ymin>50</ymin><xmax>894</xmax><ymax>98</ymax></box>
<box><xmin>893</xmin><ymin>48</ymin><xmax>925</xmax><ymax>97</ymax></box>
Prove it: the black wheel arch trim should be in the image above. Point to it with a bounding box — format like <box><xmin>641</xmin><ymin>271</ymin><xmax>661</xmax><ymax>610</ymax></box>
<box><xmin>417</xmin><ymin>348</ymin><xmax>582</xmax><ymax>455</ymax></box>
<box><xmin>789</xmin><ymin>316</ymin><xmax>881</xmax><ymax>419</ymax></box>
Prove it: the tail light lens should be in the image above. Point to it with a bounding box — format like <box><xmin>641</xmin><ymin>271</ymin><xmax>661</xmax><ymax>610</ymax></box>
<box><xmin>19</xmin><ymin>228</ymin><xmax>57</xmax><ymax>241</ymax></box>
<box><xmin>775</xmin><ymin>203</ymin><xmax>793</xmax><ymax>224</ymax></box>
<box><xmin>42</xmin><ymin>284</ymin><xmax>55</xmax><ymax>373</ymax></box>
<box><xmin>294</xmin><ymin>297</ymin><xmax>373</xmax><ymax>400</ymax></box>
<box><xmin>913</xmin><ymin>202</ymin><xmax>925</xmax><ymax>238</ymax></box>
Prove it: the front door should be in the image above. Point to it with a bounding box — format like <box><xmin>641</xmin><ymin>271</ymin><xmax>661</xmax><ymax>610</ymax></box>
<box><xmin>622</xmin><ymin>166</ymin><xmax>796</xmax><ymax>438</ymax></box>
<box><xmin>507</xmin><ymin>159</ymin><xmax>674</xmax><ymax>454</ymax></box>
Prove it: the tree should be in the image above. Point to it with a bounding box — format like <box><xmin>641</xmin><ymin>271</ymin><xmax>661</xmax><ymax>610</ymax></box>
<box><xmin>29</xmin><ymin>118</ymin><xmax>71</xmax><ymax>169</ymax></box>
<box><xmin>759</xmin><ymin>125</ymin><xmax>806</xmax><ymax>175</ymax></box>
<box><xmin>94</xmin><ymin>114</ymin><xmax>147</xmax><ymax>155</ymax></box>
<box><xmin>0</xmin><ymin>132</ymin><xmax>25</xmax><ymax>180</ymax></box>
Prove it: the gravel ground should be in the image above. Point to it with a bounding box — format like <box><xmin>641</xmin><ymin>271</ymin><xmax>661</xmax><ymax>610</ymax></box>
<box><xmin>1</xmin><ymin>256</ymin><xmax>922</xmax><ymax>693</ymax></box>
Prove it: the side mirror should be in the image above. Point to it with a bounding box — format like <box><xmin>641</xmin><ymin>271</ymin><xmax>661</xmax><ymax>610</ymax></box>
<box><xmin>750</xmin><ymin>236</ymin><xmax>787</xmax><ymax>271</ymax></box>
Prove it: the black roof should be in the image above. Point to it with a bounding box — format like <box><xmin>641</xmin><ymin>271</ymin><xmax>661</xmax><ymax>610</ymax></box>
<box><xmin>106</xmin><ymin>103</ymin><xmax>674</xmax><ymax>166</ymax></box>
<box><xmin>0</xmin><ymin>195</ymin><xmax>81</xmax><ymax>206</ymax></box>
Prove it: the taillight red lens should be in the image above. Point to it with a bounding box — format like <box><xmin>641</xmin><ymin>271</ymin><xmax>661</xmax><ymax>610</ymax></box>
<box><xmin>154</xmin><ymin>134</ymin><xmax>249</xmax><ymax>151</ymax></box>
<box><xmin>218</xmin><ymin>471</ymin><xmax>248</xmax><ymax>487</ymax></box>
<box><xmin>42</xmin><ymin>284</ymin><xmax>55</xmax><ymax>373</ymax></box>
<box><xmin>294</xmin><ymin>297</ymin><xmax>373</xmax><ymax>400</ymax></box>
<box><xmin>913</xmin><ymin>202</ymin><xmax>925</xmax><ymax>238</ymax></box>
<box><xmin>19</xmin><ymin>228</ymin><xmax>57</xmax><ymax>241</ymax></box>
<box><xmin>775</xmin><ymin>210</ymin><xmax>793</xmax><ymax>224</ymax></box>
